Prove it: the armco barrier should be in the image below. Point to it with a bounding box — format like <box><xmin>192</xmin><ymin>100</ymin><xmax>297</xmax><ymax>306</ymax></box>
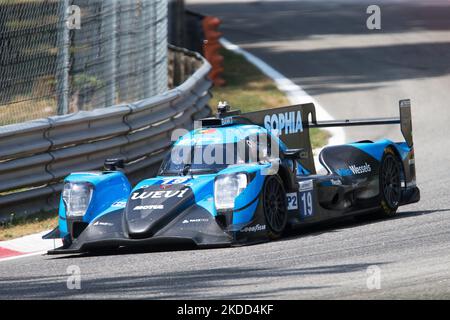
<box><xmin>0</xmin><ymin>46</ymin><xmax>212</xmax><ymax>222</ymax></box>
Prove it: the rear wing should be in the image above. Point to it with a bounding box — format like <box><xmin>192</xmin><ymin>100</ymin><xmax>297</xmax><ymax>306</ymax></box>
<box><xmin>199</xmin><ymin>99</ymin><xmax>413</xmax><ymax>174</ymax></box>
<box><xmin>310</xmin><ymin>99</ymin><xmax>414</xmax><ymax>147</ymax></box>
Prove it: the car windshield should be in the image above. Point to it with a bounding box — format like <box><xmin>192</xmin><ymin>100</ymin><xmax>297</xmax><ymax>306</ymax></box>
<box><xmin>159</xmin><ymin>137</ymin><xmax>275</xmax><ymax>176</ymax></box>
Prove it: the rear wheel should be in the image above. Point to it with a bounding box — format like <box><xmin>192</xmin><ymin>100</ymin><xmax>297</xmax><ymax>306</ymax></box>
<box><xmin>379</xmin><ymin>148</ymin><xmax>402</xmax><ymax>216</ymax></box>
<box><xmin>262</xmin><ymin>175</ymin><xmax>288</xmax><ymax>239</ymax></box>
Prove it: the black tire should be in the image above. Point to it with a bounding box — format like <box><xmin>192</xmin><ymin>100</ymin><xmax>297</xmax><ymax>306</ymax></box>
<box><xmin>262</xmin><ymin>175</ymin><xmax>288</xmax><ymax>239</ymax></box>
<box><xmin>379</xmin><ymin>148</ymin><xmax>402</xmax><ymax>216</ymax></box>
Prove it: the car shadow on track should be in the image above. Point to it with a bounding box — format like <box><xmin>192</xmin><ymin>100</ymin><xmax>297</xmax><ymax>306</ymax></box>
<box><xmin>46</xmin><ymin>209</ymin><xmax>448</xmax><ymax>260</ymax></box>
<box><xmin>0</xmin><ymin>262</ymin><xmax>386</xmax><ymax>299</ymax></box>
<box><xmin>47</xmin><ymin>242</ymin><xmax>201</xmax><ymax>260</ymax></box>
<box><xmin>281</xmin><ymin>208</ymin><xmax>450</xmax><ymax>241</ymax></box>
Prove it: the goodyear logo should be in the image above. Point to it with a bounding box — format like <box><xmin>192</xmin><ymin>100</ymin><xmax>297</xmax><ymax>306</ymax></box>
<box><xmin>241</xmin><ymin>224</ymin><xmax>266</xmax><ymax>233</ymax></box>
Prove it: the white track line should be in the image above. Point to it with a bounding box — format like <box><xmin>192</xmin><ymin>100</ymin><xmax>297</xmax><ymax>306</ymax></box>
<box><xmin>0</xmin><ymin>251</ymin><xmax>47</xmax><ymax>263</ymax></box>
<box><xmin>220</xmin><ymin>38</ymin><xmax>346</xmax><ymax>170</ymax></box>
<box><xmin>0</xmin><ymin>230</ymin><xmax>62</xmax><ymax>263</ymax></box>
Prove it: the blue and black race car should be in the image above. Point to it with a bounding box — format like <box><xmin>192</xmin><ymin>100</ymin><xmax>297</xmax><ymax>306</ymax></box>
<box><xmin>44</xmin><ymin>100</ymin><xmax>419</xmax><ymax>254</ymax></box>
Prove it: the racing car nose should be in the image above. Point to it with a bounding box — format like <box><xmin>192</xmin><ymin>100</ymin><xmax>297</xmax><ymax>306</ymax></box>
<box><xmin>125</xmin><ymin>185</ymin><xmax>195</xmax><ymax>239</ymax></box>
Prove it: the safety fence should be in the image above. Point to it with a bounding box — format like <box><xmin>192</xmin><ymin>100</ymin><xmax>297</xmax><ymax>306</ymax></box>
<box><xmin>0</xmin><ymin>0</ymin><xmax>168</xmax><ymax>125</ymax></box>
<box><xmin>0</xmin><ymin>46</ymin><xmax>212</xmax><ymax>222</ymax></box>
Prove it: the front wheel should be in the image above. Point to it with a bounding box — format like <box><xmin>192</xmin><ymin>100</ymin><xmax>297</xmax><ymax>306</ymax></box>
<box><xmin>262</xmin><ymin>175</ymin><xmax>288</xmax><ymax>239</ymax></box>
<box><xmin>379</xmin><ymin>148</ymin><xmax>402</xmax><ymax>216</ymax></box>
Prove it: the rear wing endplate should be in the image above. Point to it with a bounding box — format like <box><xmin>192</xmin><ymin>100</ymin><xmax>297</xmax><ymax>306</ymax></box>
<box><xmin>399</xmin><ymin>99</ymin><xmax>413</xmax><ymax>147</ymax></box>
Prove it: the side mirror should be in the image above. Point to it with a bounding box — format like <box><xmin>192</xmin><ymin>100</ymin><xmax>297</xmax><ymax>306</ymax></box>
<box><xmin>283</xmin><ymin>148</ymin><xmax>305</xmax><ymax>160</ymax></box>
<box><xmin>104</xmin><ymin>158</ymin><xmax>125</xmax><ymax>171</ymax></box>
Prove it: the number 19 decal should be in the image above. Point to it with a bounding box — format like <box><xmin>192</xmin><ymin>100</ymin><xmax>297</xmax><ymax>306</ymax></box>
<box><xmin>298</xmin><ymin>180</ymin><xmax>314</xmax><ymax>218</ymax></box>
<box><xmin>300</xmin><ymin>191</ymin><xmax>313</xmax><ymax>217</ymax></box>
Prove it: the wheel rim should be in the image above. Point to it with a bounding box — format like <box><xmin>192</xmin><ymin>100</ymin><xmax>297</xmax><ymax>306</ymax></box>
<box><xmin>381</xmin><ymin>155</ymin><xmax>401</xmax><ymax>208</ymax></box>
<box><xmin>263</xmin><ymin>177</ymin><xmax>287</xmax><ymax>233</ymax></box>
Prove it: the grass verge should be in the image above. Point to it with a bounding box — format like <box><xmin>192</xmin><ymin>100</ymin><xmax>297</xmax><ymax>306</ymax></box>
<box><xmin>0</xmin><ymin>211</ymin><xmax>58</xmax><ymax>241</ymax></box>
<box><xmin>210</xmin><ymin>48</ymin><xmax>329</xmax><ymax>149</ymax></box>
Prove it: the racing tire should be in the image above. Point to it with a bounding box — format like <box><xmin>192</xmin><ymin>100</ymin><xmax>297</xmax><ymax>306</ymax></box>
<box><xmin>378</xmin><ymin>148</ymin><xmax>402</xmax><ymax>216</ymax></box>
<box><xmin>262</xmin><ymin>175</ymin><xmax>288</xmax><ymax>239</ymax></box>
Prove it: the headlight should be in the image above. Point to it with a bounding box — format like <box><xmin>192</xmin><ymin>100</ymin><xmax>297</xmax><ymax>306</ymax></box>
<box><xmin>214</xmin><ymin>173</ymin><xmax>248</xmax><ymax>210</ymax></box>
<box><xmin>62</xmin><ymin>182</ymin><xmax>93</xmax><ymax>217</ymax></box>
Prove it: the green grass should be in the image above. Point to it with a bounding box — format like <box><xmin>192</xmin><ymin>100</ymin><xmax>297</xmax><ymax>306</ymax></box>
<box><xmin>0</xmin><ymin>210</ymin><xmax>58</xmax><ymax>241</ymax></box>
<box><xmin>310</xmin><ymin>128</ymin><xmax>331</xmax><ymax>149</ymax></box>
<box><xmin>210</xmin><ymin>48</ymin><xmax>329</xmax><ymax>149</ymax></box>
<box><xmin>210</xmin><ymin>48</ymin><xmax>289</xmax><ymax>113</ymax></box>
<box><xmin>0</xmin><ymin>96</ymin><xmax>56</xmax><ymax>126</ymax></box>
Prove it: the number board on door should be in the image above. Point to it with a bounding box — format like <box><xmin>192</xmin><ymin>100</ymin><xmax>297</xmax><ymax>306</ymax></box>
<box><xmin>298</xmin><ymin>180</ymin><xmax>314</xmax><ymax>218</ymax></box>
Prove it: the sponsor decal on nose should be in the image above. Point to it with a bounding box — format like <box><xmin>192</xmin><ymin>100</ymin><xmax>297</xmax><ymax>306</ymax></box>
<box><xmin>182</xmin><ymin>218</ymin><xmax>209</xmax><ymax>224</ymax></box>
<box><xmin>131</xmin><ymin>188</ymin><xmax>190</xmax><ymax>200</ymax></box>
<box><xmin>133</xmin><ymin>205</ymin><xmax>164</xmax><ymax>210</ymax></box>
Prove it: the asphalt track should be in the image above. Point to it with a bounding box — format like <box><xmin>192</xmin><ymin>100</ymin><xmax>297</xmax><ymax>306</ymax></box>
<box><xmin>1</xmin><ymin>0</ymin><xmax>450</xmax><ymax>299</ymax></box>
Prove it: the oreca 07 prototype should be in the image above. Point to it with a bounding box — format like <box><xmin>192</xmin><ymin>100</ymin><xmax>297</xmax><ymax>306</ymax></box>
<box><xmin>44</xmin><ymin>100</ymin><xmax>419</xmax><ymax>254</ymax></box>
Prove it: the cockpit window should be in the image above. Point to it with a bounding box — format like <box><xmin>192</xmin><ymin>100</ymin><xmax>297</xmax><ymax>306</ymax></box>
<box><xmin>159</xmin><ymin>133</ymin><xmax>279</xmax><ymax>175</ymax></box>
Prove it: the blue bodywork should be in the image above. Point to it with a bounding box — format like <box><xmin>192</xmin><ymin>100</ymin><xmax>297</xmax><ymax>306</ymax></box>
<box><xmin>57</xmin><ymin>124</ymin><xmax>415</xmax><ymax>241</ymax></box>
<box><xmin>58</xmin><ymin>124</ymin><xmax>284</xmax><ymax>238</ymax></box>
<box><xmin>58</xmin><ymin>171</ymin><xmax>131</xmax><ymax>238</ymax></box>
<box><xmin>350</xmin><ymin>139</ymin><xmax>411</xmax><ymax>161</ymax></box>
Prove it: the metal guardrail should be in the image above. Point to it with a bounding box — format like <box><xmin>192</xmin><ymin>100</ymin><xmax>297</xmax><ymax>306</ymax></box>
<box><xmin>0</xmin><ymin>46</ymin><xmax>212</xmax><ymax>222</ymax></box>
